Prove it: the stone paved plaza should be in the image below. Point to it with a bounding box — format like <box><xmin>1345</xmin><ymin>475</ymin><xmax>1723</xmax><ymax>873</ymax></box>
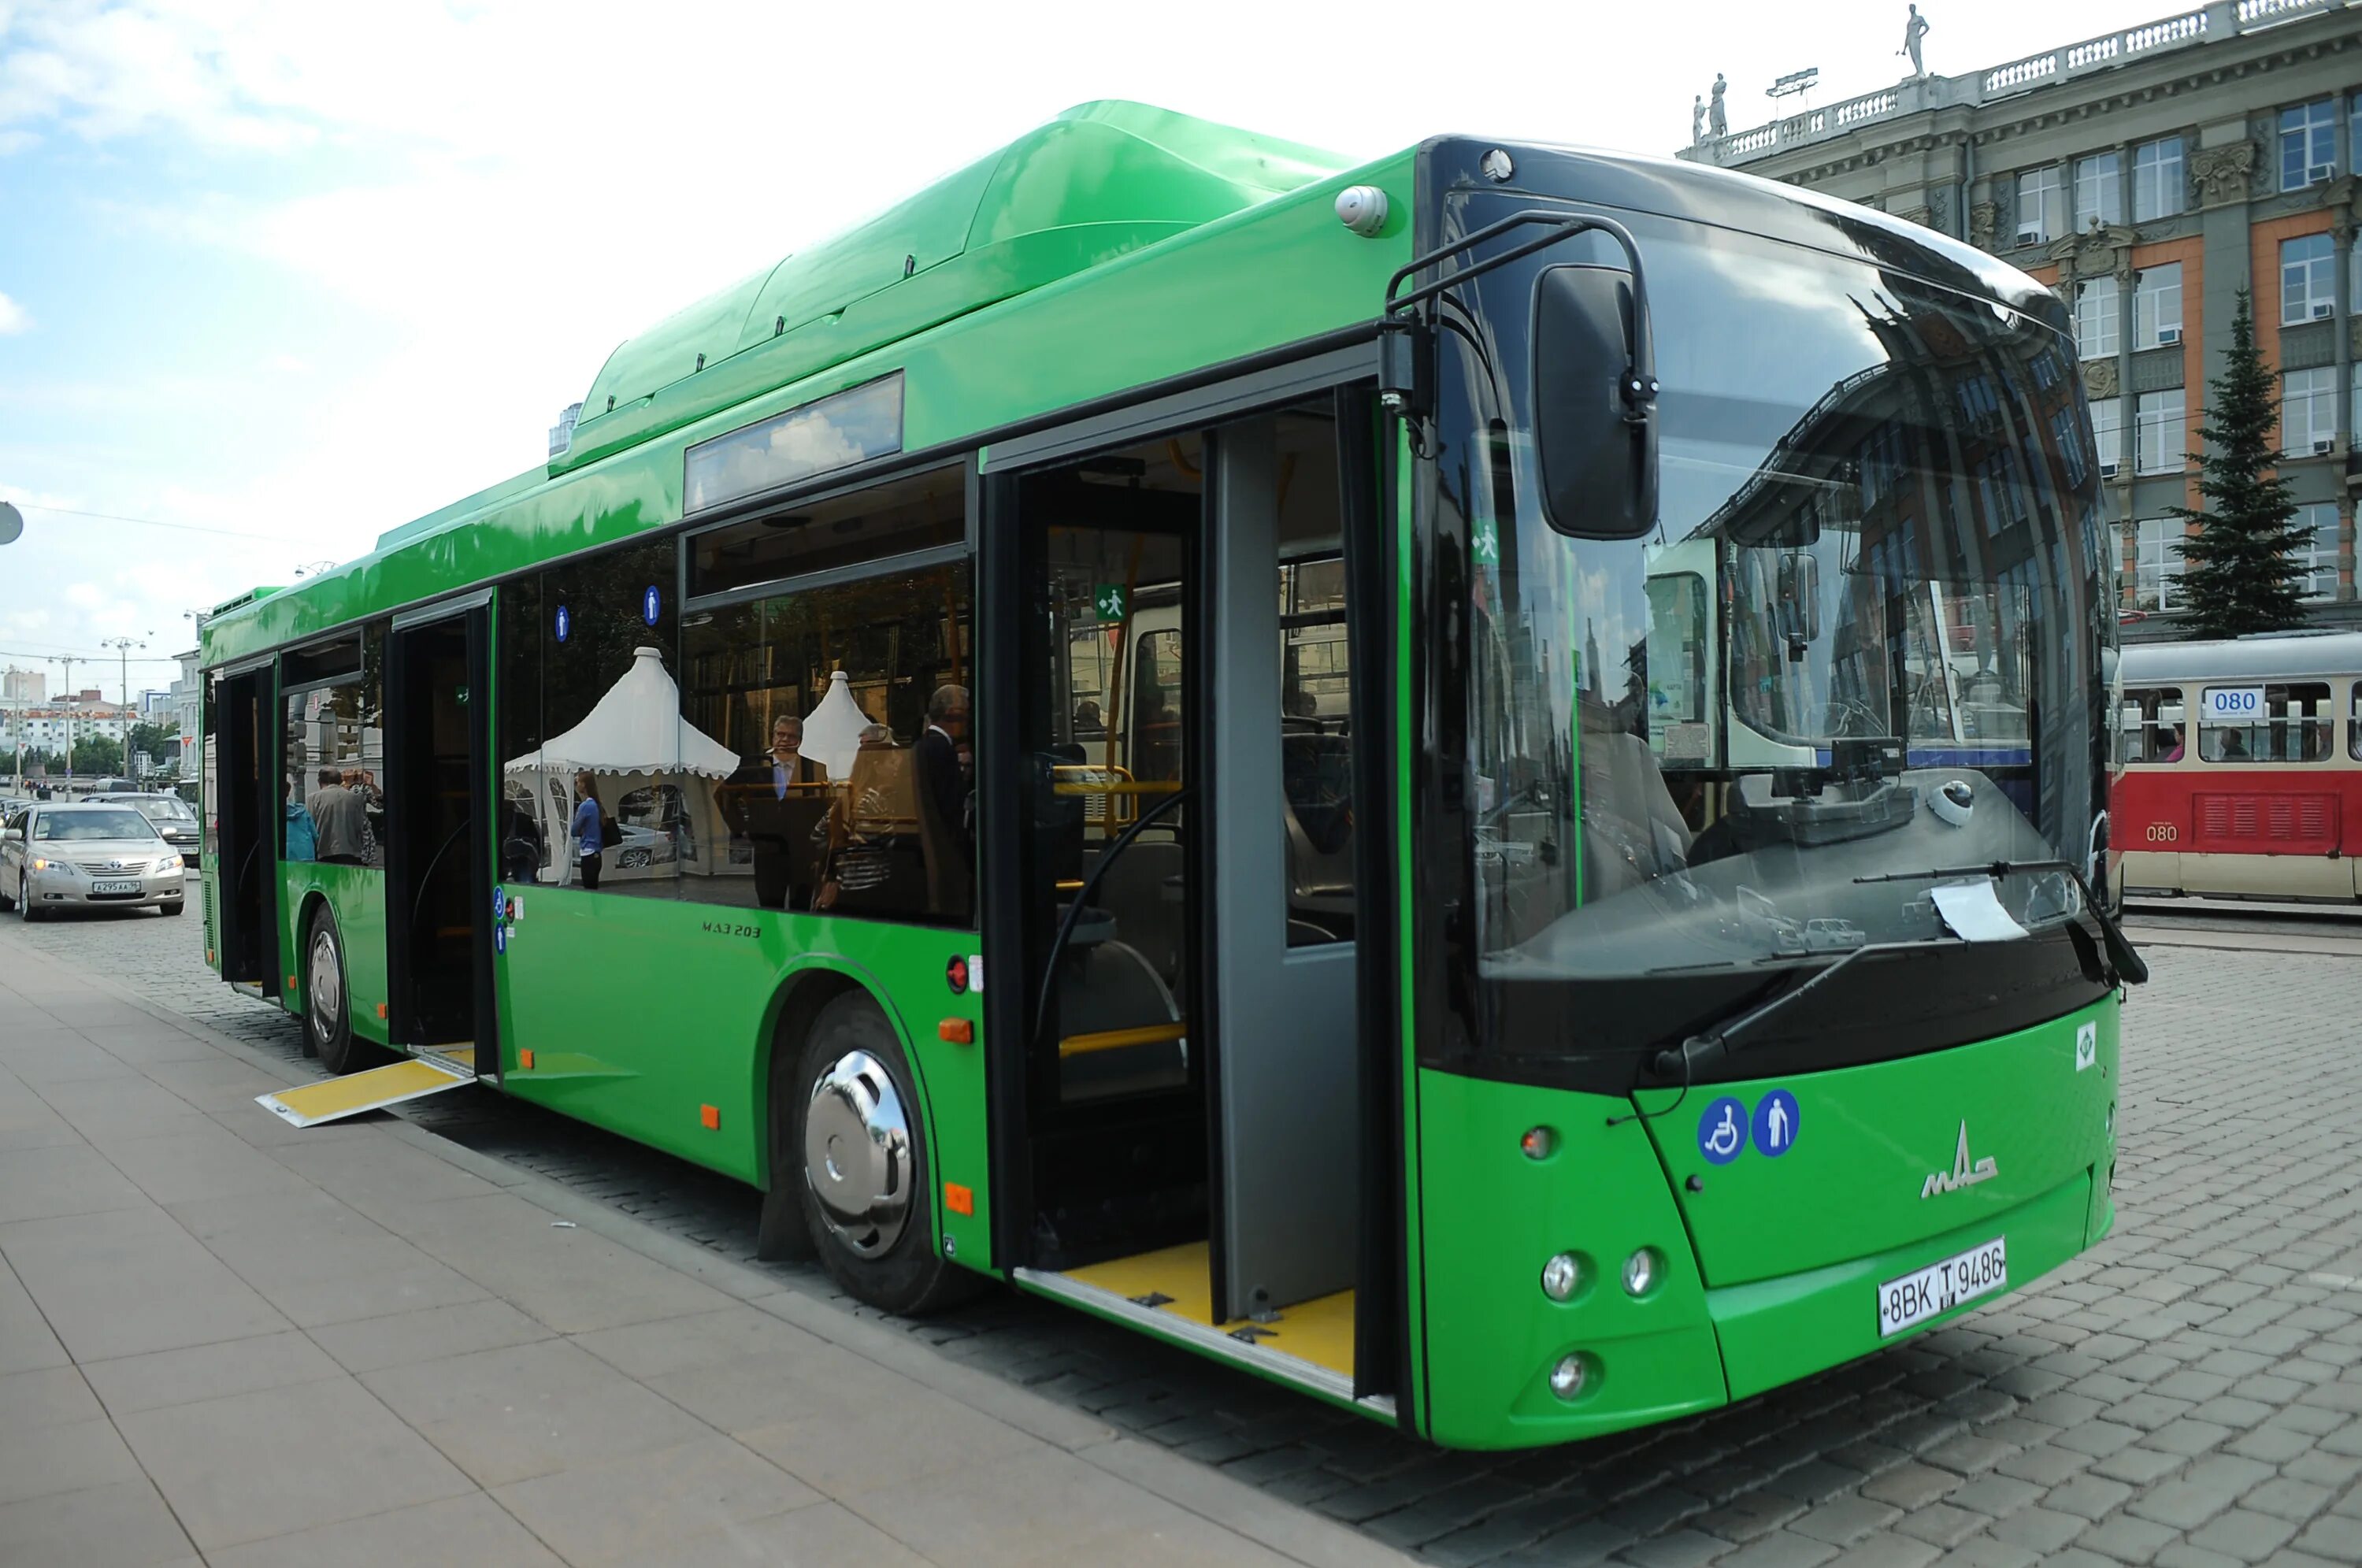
<box><xmin>4</xmin><ymin>897</ymin><xmax>2360</xmax><ymax>1567</ymax></box>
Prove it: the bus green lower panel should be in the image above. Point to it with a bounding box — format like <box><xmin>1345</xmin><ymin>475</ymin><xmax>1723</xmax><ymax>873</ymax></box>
<box><xmin>1710</xmin><ymin>1169</ymin><xmax>2093</xmax><ymax>1402</ymax></box>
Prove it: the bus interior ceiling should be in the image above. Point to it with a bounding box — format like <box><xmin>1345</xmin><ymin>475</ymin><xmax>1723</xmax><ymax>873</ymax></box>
<box><xmin>1021</xmin><ymin>406</ymin><xmax>1364</xmax><ymax>1379</ymax></box>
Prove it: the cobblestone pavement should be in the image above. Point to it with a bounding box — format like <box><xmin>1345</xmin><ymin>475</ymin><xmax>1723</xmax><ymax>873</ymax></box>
<box><xmin>12</xmin><ymin>892</ymin><xmax>2362</xmax><ymax>1567</ymax></box>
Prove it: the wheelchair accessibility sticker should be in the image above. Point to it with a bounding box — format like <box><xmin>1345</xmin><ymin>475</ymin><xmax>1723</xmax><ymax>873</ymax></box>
<box><xmin>1698</xmin><ymin>1090</ymin><xmax>1803</xmax><ymax>1166</ymax></box>
<box><xmin>1697</xmin><ymin>1098</ymin><xmax>1748</xmax><ymax>1165</ymax></box>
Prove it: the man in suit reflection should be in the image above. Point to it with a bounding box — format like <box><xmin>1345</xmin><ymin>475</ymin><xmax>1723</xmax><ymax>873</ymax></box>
<box><xmin>721</xmin><ymin>714</ymin><xmax>829</xmax><ymax>910</ymax></box>
<box><xmin>917</xmin><ymin>685</ymin><xmax>973</xmax><ymax>921</ymax></box>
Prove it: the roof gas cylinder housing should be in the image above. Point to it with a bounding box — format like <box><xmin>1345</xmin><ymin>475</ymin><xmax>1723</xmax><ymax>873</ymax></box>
<box><xmin>550</xmin><ymin>102</ymin><xmax>1348</xmax><ymax>477</ymax></box>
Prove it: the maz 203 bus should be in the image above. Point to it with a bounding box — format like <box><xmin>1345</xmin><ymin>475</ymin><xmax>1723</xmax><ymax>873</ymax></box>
<box><xmin>196</xmin><ymin>102</ymin><xmax>2139</xmax><ymax>1450</ymax></box>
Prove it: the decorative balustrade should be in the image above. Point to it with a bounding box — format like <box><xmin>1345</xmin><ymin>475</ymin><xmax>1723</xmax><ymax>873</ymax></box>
<box><xmin>1689</xmin><ymin>0</ymin><xmax>2346</xmax><ymax>168</ymax></box>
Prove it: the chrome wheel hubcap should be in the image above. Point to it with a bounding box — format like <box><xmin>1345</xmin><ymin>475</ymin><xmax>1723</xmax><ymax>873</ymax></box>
<box><xmin>308</xmin><ymin>929</ymin><xmax>343</xmax><ymax>1041</ymax></box>
<box><xmin>803</xmin><ymin>1049</ymin><xmax>911</xmax><ymax>1258</ymax></box>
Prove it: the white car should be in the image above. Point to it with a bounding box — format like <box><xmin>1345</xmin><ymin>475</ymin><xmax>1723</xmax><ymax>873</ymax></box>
<box><xmin>0</xmin><ymin>801</ymin><xmax>187</xmax><ymax>921</ymax></box>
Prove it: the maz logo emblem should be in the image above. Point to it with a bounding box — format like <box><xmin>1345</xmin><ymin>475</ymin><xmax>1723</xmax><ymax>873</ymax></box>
<box><xmin>1921</xmin><ymin>1121</ymin><xmax>1998</xmax><ymax>1199</ymax></box>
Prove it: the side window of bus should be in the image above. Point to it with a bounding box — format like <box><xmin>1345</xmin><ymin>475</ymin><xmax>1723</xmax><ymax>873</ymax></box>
<box><xmin>510</xmin><ymin>539</ymin><xmax>680</xmax><ymax>895</ymax></box>
<box><xmin>678</xmin><ymin>464</ymin><xmax>972</xmax><ymax>926</ymax></box>
<box><xmin>2352</xmin><ymin>680</ymin><xmax>2362</xmax><ymax>762</ymax></box>
<box><xmin>280</xmin><ymin>626</ymin><xmax>387</xmax><ymax>867</ymax></box>
<box><xmin>2198</xmin><ymin>682</ymin><xmax>2332</xmax><ymax>763</ymax></box>
<box><xmin>1274</xmin><ymin>411</ymin><xmax>1355</xmax><ymax>945</ymax></box>
<box><xmin>2121</xmin><ymin>686</ymin><xmax>2184</xmax><ymax>764</ymax></box>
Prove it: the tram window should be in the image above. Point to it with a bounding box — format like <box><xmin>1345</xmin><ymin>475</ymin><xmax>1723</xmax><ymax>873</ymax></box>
<box><xmin>2353</xmin><ymin>683</ymin><xmax>2362</xmax><ymax>762</ymax></box>
<box><xmin>2199</xmin><ymin>681</ymin><xmax>2331</xmax><ymax>763</ymax></box>
<box><xmin>679</xmin><ymin>537</ymin><xmax>973</xmax><ymax>926</ymax></box>
<box><xmin>2122</xmin><ymin>687</ymin><xmax>2185</xmax><ymax>764</ymax></box>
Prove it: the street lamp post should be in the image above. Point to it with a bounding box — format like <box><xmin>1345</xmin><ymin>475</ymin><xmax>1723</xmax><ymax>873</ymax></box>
<box><xmin>100</xmin><ymin>635</ymin><xmax>150</xmax><ymax>782</ymax></box>
<box><xmin>46</xmin><ymin>657</ymin><xmax>76</xmax><ymax>785</ymax></box>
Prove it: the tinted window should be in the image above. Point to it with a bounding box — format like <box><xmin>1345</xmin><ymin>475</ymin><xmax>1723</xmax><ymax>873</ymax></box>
<box><xmin>38</xmin><ymin>810</ymin><xmax>156</xmax><ymax>840</ymax></box>
<box><xmin>688</xmin><ymin>463</ymin><xmax>962</xmax><ymax>599</ymax></box>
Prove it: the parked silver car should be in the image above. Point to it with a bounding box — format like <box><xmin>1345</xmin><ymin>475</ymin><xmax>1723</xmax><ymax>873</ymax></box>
<box><xmin>123</xmin><ymin>793</ymin><xmax>202</xmax><ymax>868</ymax></box>
<box><xmin>0</xmin><ymin>801</ymin><xmax>187</xmax><ymax>921</ymax></box>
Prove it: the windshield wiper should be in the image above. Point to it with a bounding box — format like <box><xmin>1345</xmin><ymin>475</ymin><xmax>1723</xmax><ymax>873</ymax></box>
<box><xmin>1853</xmin><ymin>858</ymin><xmax>2149</xmax><ymax>985</ymax></box>
<box><xmin>1652</xmin><ymin>938</ymin><xmax>1930</xmax><ymax>1080</ymax></box>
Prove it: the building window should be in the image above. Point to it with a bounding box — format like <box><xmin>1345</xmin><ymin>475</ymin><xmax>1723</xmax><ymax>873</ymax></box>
<box><xmin>2050</xmin><ymin>406</ymin><xmax>2089</xmax><ymax>488</ymax></box>
<box><xmin>2279</xmin><ymin>98</ymin><xmax>2336</xmax><ymax>191</ymax></box>
<box><xmin>2074</xmin><ymin>276</ymin><xmax>2119</xmax><ymax>360</ymax></box>
<box><xmin>2293</xmin><ymin>502</ymin><xmax>2340</xmax><ymax>601</ymax></box>
<box><xmin>2135</xmin><ymin>389</ymin><xmax>2186</xmax><ymax>475</ymax></box>
<box><xmin>2074</xmin><ymin>152</ymin><xmax>2123</xmax><ymax>229</ymax></box>
<box><xmin>2283</xmin><ymin>367</ymin><xmax>2338</xmax><ymax>456</ymax></box>
<box><xmin>2090</xmin><ymin>397</ymin><xmax>2123</xmax><ymax>473</ymax></box>
<box><xmin>2281</xmin><ymin>233</ymin><xmax>2337</xmax><ymax>324</ymax></box>
<box><xmin>2132</xmin><ymin>137</ymin><xmax>2186</xmax><ymax>221</ymax></box>
<box><xmin>2129</xmin><ymin>517</ymin><xmax>2182</xmax><ymax>610</ymax></box>
<box><xmin>2015</xmin><ymin>166</ymin><xmax>2064</xmax><ymax>246</ymax></box>
<box><xmin>2134</xmin><ymin>264</ymin><xmax>2182</xmax><ymax>349</ymax></box>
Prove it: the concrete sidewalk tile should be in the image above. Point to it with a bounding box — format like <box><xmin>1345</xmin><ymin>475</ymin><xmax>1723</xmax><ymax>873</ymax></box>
<box><xmin>305</xmin><ymin>1297</ymin><xmax>556</xmax><ymax>1376</ymax></box>
<box><xmin>840</xmin><ymin>1444</ymin><xmax>1233</xmax><ymax>1568</ymax></box>
<box><xmin>0</xmin><ymin>1141</ymin><xmax>150</xmax><ymax>1223</ymax></box>
<box><xmin>492</xmin><ymin>1433</ymin><xmax>825</xmax><ymax>1566</ymax></box>
<box><xmin>98</xmin><ymin>1120</ymin><xmax>318</xmax><ymax>1207</ymax></box>
<box><xmin>739</xmin><ymin>1391</ymin><xmax>1049</xmax><ymax>1501</ymax></box>
<box><xmin>376</xmin><ymin>1191</ymin><xmax>736</xmax><ymax>1334</ymax></box>
<box><xmin>200</xmin><ymin>1492</ymin><xmax>564</xmax><ymax>1568</ymax></box>
<box><xmin>166</xmin><ymin>1183</ymin><xmax>493</xmax><ymax>1325</ymax></box>
<box><xmin>0</xmin><ymin>1205</ymin><xmax>291</xmax><ymax>1361</ymax></box>
<box><xmin>621</xmin><ymin>1501</ymin><xmax>931</xmax><ymax>1567</ymax></box>
<box><xmin>0</xmin><ymin>1035</ymin><xmax>138</xmax><ymax>1086</ymax></box>
<box><xmin>0</xmin><ymin>1085</ymin><xmax>81</xmax><ymax>1151</ymax></box>
<box><xmin>88</xmin><ymin>1025</ymin><xmax>223</xmax><ymax>1067</ymax></box>
<box><xmin>570</xmin><ymin>1303</ymin><xmax>835</xmax><ymax>1382</ymax></box>
<box><xmin>0</xmin><ymin>1266</ymin><xmax>67</xmax><ymax>1377</ymax></box>
<box><xmin>136</xmin><ymin>1055</ymin><xmax>292</xmax><ymax>1114</ymax></box>
<box><xmin>360</xmin><ymin>1336</ymin><xmax>715</xmax><ymax>1488</ymax></box>
<box><xmin>0</xmin><ymin>1413</ymin><xmax>144</xmax><ymax>1506</ymax></box>
<box><xmin>0</xmin><ymin>1476</ymin><xmax>196</xmax><ymax>1566</ymax></box>
<box><xmin>0</xmin><ymin>1362</ymin><xmax>103</xmax><ymax>1429</ymax></box>
<box><xmin>35</xmin><ymin>1073</ymin><xmax>208</xmax><ymax>1141</ymax></box>
<box><xmin>116</xmin><ymin>1375</ymin><xmax>476</xmax><ymax>1551</ymax></box>
<box><xmin>1079</xmin><ymin>1434</ymin><xmax>1420</xmax><ymax>1568</ymax></box>
<box><xmin>206</xmin><ymin>1103</ymin><xmax>387</xmax><ymax>1151</ymax></box>
<box><xmin>83</xmin><ymin>1329</ymin><xmax>344</xmax><ymax>1416</ymax></box>
<box><xmin>269</xmin><ymin>1129</ymin><xmax>510</xmax><ymax>1214</ymax></box>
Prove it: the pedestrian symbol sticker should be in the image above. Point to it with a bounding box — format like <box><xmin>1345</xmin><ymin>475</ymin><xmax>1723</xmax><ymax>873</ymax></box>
<box><xmin>554</xmin><ymin>604</ymin><xmax>570</xmax><ymax>643</ymax></box>
<box><xmin>643</xmin><ymin>585</ymin><xmax>661</xmax><ymax>625</ymax></box>
<box><xmin>494</xmin><ymin>923</ymin><xmax>507</xmax><ymax>955</ymax></box>
<box><xmin>1696</xmin><ymin>1097</ymin><xmax>1748</xmax><ymax>1165</ymax></box>
<box><xmin>1093</xmin><ymin>583</ymin><xmax>1127</xmax><ymax>623</ymax></box>
<box><xmin>2075</xmin><ymin>1021</ymin><xmax>2097</xmax><ymax>1072</ymax></box>
<box><xmin>1752</xmin><ymin>1089</ymin><xmax>1800</xmax><ymax>1158</ymax></box>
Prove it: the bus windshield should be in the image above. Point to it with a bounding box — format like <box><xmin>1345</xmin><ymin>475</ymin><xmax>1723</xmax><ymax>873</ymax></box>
<box><xmin>1451</xmin><ymin>214</ymin><xmax>2111</xmax><ymax>985</ymax></box>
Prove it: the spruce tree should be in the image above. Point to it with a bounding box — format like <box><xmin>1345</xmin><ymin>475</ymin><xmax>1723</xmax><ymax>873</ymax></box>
<box><xmin>2171</xmin><ymin>289</ymin><xmax>2309</xmax><ymax>638</ymax></box>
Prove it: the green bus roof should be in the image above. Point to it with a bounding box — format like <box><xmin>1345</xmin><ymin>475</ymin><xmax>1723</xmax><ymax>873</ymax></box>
<box><xmin>205</xmin><ymin>102</ymin><xmax>1400</xmax><ymax>667</ymax></box>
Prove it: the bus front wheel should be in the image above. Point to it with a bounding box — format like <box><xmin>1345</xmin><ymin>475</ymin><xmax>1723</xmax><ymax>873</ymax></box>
<box><xmin>781</xmin><ymin>992</ymin><xmax>976</xmax><ymax>1315</ymax></box>
<box><xmin>306</xmin><ymin>907</ymin><xmax>361</xmax><ymax>1073</ymax></box>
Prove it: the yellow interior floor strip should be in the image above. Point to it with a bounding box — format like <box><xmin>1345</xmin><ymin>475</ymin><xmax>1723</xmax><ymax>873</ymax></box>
<box><xmin>1062</xmin><ymin>1240</ymin><xmax>1355</xmax><ymax>1377</ymax></box>
<box><xmin>254</xmin><ymin>1057</ymin><xmax>476</xmax><ymax>1129</ymax></box>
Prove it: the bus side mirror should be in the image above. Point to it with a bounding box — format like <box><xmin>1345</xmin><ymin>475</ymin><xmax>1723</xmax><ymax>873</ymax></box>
<box><xmin>1534</xmin><ymin>263</ymin><xmax>1658</xmax><ymax>539</ymax></box>
<box><xmin>1777</xmin><ymin>551</ymin><xmax>1822</xmax><ymax>650</ymax></box>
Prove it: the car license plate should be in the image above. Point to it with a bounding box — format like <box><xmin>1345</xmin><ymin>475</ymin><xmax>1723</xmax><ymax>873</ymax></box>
<box><xmin>1877</xmin><ymin>1237</ymin><xmax>2006</xmax><ymax>1338</ymax></box>
<box><xmin>90</xmin><ymin>880</ymin><xmax>139</xmax><ymax>895</ymax></box>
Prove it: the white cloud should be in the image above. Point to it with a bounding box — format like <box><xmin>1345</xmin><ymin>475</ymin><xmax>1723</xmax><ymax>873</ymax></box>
<box><xmin>0</xmin><ymin>291</ymin><xmax>27</xmax><ymax>333</ymax></box>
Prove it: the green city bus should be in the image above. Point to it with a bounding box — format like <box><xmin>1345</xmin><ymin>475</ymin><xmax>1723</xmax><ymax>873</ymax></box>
<box><xmin>191</xmin><ymin>102</ymin><xmax>2138</xmax><ymax>1450</ymax></box>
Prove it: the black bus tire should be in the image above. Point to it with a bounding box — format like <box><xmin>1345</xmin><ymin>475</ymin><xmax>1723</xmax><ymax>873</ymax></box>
<box><xmin>306</xmin><ymin>906</ymin><xmax>362</xmax><ymax>1073</ymax></box>
<box><xmin>790</xmin><ymin>991</ymin><xmax>979</xmax><ymax>1315</ymax></box>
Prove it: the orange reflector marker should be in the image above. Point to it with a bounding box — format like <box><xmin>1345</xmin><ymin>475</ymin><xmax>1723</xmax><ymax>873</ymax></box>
<box><xmin>944</xmin><ymin>1182</ymin><xmax>973</xmax><ymax>1216</ymax></box>
<box><xmin>286</xmin><ymin>975</ymin><xmax>298</xmax><ymax>990</ymax></box>
<box><xmin>520</xmin><ymin>1049</ymin><xmax>535</xmax><ymax>1069</ymax></box>
<box><xmin>938</xmin><ymin>1018</ymin><xmax>974</xmax><ymax>1045</ymax></box>
<box><xmin>699</xmin><ymin>1104</ymin><xmax>720</xmax><ymax>1130</ymax></box>
<box><xmin>376</xmin><ymin>1003</ymin><xmax>388</xmax><ymax>1020</ymax></box>
<box><xmin>206</xmin><ymin>950</ymin><xmax>215</xmax><ymax>963</ymax></box>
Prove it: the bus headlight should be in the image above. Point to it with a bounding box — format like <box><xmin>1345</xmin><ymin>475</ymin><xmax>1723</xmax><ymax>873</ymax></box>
<box><xmin>1541</xmin><ymin>1253</ymin><xmax>1582</xmax><ymax>1302</ymax></box>
<box><xmin>1548</xmin><ymin>1353</ymin><xmax>1593</xmax><ymax>1400</ymax></box>
<box><xmin>1622</xmin><ymin>1248</ymin><xmax>1663</xmax><ymax>1296</ymax></box>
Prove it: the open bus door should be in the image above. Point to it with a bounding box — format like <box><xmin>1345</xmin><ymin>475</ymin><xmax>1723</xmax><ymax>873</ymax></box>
<box><xmin>383</xmin><ymin>599</ymin><xmax>497</xmax><ymax>1076</ymax></box>
<box><xmin>209</xmin><ymin>662</ymin><xmax>280</xmax><ymax>997</ymax></box>
<box><xmin>986</xmin><ymin>387</ymin><xmax>1399</xmax><ymax>1414</ymax></box>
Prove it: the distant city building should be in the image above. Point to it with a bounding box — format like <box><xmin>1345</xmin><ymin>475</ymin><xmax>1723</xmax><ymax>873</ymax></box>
<box><xmin>0</xmin><ymin>666</ymin><xmax>44</xmax><ymax>705</ymax></box>
<box><xmin>0</xmin><ymin>702</ymin><xmax>137</xmax><ymax>751</ymax></box>
<box><xmin>1681</xmin><ymin>0</ymin><xmax>2362</xmax><ymax>639</ymax></box>
<box><xmin>169</xmin><ymin>649</ymin><xmax>202</xmax><ymax>773</ymax></box>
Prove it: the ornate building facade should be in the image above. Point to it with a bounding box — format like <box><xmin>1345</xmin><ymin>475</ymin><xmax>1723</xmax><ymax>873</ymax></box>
<box><xmin>1682</xmin><ymin>0</ymin><xmax>2362</xmax><ymax>639</ymax></box>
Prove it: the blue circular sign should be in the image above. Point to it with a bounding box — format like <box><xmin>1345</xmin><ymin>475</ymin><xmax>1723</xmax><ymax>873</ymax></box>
<box><xmin>554</xmin><ymin>604</ymin><xmax>571</xmax><ymax>643</ymax></box>
<box><xmin>1752</xmin><ymin>1089</ymin><xmax>1801</xmax><ymax>1158</ymax></box>
<box><xmin>492</xmin><ymin>887</ymin><xmax>508</xmax><ymax>925</ymax></box>
<box><xmin>1696</xmin><ymin>1097</ymin><xmax>1748</xmax><ymax>1166</ymax></box>
<box><xmin>643</xmin><ymin>586</ymin><xmax>661</xmax><ymax>625</ymax></box>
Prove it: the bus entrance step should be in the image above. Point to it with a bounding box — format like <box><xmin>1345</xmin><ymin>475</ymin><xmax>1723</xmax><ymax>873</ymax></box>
<box><xmin>254</xmin><ymin>1054</ymin><xmax>476</xmax><ymax>1129</ymax></box>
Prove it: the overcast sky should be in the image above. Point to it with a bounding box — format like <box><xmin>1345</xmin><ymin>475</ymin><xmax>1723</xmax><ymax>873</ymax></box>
<box><xmin>2</xmin><ymin>0</ymin><xmax>2152</xmax><ymax>693</ymax></box>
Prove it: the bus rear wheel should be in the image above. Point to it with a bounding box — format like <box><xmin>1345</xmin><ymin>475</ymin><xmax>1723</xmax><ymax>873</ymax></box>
<box><xmin>783</xmin><ymin>992</ymin><xmax>977</xmax><ymax>1315</ymax></box>
<box><xmin>306</xmin><ymin>907</ymin><xmax>364</xmax><ymax>1073</ymax></box>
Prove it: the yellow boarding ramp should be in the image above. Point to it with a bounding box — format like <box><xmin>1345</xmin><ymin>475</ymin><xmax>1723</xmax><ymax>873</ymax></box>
<box><xmin>254</xmin><ymin>1047</ymin><xmax>476</xmax><ymax>1129</ymax></box>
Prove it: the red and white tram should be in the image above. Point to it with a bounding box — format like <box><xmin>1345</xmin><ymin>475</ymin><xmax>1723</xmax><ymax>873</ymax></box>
<box><xmin>2114</xmin><ymin>631</ymin><xmax>2362</xmax><ymax>902</ymax></box>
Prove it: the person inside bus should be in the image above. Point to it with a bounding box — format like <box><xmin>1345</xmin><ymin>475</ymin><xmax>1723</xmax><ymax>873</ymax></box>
<box><xmin>307</xmin><ymin>766</ymin><xmax>369</xmax><ymax>865</ymax></box>
<box><xmin>917</xmin><ymin>684</ymin><xmax>973</xmax><ymax>922</ymax></box>
<box><xmin>572</xmin><ymin>770</ymin><xmax>606</xmax><ymax>890</ymax></box>
<box><xmin>284</xmin><ymin>776</ymin><xmax>317</xmax><ymax>862</ymax></box>
<box><xmin>2212</xmin><ymin>728</ymin><xmax>2249</xmax><ymax>762</ymax></box>
<box><xmin>719</xmin><ymin>714</ymin><xmax>829</xmax><ymax>910</ymax></box>
<box><xmin>2156</xmin><ymin>724</ymin><xmax>2184</xmax><ymax>763</ymax></box>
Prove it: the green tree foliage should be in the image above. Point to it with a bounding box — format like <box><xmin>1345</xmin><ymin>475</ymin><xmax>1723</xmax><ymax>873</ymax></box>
<box><xmin>127</xmin><ymin>720</ymin><xmax>178</xmax><ymax>764</ymax></box>
<box><xmin>2172</xmin><ymin>290</ymin><xmax>2310</xmax><ymax>638</ymax></box>
<box><xmin>69</xmin><ymin>735</ymin><xmax>125</xmax><ymax>777</ymax></box>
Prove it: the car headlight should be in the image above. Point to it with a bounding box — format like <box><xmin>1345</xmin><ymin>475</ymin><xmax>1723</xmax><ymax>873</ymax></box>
<box><xmin>28</xmin><ymin>856</ymin><xmax>58</xmax><ymax>872</ymax></box>
<box><xmin>154</xmin><ymin>856</ymin><xmax>183</xmax><ymax>873</ymax></box>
